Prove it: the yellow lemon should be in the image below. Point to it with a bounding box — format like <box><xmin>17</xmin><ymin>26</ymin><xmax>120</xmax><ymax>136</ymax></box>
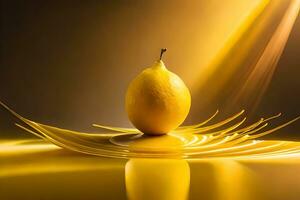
<box><xmin>125</xmin><ymin>49</ymin><xmax>191</xmax><ymax>135</ymax></box>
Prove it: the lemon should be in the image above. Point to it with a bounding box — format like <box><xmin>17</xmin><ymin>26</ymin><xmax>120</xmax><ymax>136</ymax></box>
<box><xmin>125</xmin><ymin>49</ymin><xmax>191</xmax><ymax>135</ymax></box>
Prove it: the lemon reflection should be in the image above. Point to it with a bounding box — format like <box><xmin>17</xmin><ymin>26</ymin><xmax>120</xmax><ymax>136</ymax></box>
<box><xmin>125</xmin><ymin>159</ymin><xmax>190</xmax><ymax>200</ymax></box>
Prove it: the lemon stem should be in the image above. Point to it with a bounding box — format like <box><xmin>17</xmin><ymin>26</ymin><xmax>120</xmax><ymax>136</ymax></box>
<box><xmin>159</xmin><ymin>48</ymin><xmax>167</xmax><ymax>60</ymax></box>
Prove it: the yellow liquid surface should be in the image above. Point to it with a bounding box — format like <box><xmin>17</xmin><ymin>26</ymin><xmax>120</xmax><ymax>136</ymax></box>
<box><xmin>1</xmin><ymin>139</ymin><xmax>300</xmax><ymax>200</ymax></box>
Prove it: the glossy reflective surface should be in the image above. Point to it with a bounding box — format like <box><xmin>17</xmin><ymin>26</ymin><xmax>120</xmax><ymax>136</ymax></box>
<box><xmin>1</xmin><ymin>139</ymin><xmax>300</xmax><ymax>200</ymax></box>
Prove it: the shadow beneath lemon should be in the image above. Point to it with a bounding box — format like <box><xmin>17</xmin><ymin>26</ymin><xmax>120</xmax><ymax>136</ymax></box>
<box><xmin>111</xmin><ymin>133</ymin><xmax>186</xmax><ymax>152</ymax></box>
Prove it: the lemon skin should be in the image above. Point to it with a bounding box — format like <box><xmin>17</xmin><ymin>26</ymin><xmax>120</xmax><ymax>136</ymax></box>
<box><xmin>125</xmin><ymin>60</ymin><xmax>191</xmax><ymax>135</ymax></box>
